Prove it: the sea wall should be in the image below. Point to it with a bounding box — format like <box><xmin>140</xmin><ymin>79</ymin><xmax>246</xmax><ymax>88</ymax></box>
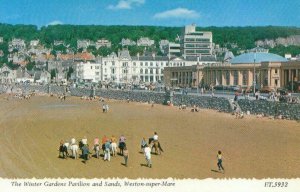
<box><xmin>5</xmin><ymin>84</ymin><xmax>300</xmax><ymax>120</ymax></box>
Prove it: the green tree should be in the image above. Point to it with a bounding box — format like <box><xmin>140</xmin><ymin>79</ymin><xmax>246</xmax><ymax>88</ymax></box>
<box><xmin>26</xmin><ymin>61</ymin><xmax>35</xmax><ymax>70</ymax></box>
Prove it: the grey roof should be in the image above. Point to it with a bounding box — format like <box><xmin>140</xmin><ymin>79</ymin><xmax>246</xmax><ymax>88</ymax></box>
<box><xmin>231</xmin><ymin>52</ymin><xmax>287</xmax><ymax>64</ymax></box>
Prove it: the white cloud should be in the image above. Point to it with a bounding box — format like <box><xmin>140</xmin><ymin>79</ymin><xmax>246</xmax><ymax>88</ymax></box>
<box><xmin>153</xmin><ymin>8</ymin><xmax>200</xmax><ymax>19</ymax></box>
<box><xmin>47</xmin><ymin>20</ymin><xmax>64</xmax><ymax>26</ymax></box>
<box><xmin>107</xmin><ymin>0</ymin><xmax>145</xmax><ymax>10</ymax></box>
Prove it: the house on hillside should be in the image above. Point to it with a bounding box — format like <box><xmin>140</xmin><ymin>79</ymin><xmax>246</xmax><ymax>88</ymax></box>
<box><xmin>120</xmin><ymin>38</ymin><xmax>136</xmax><ymax>46</ymax></box>
<box><xmin>34</xmin><ymin>70</ymin><xmax>51</xmax><ymax>84</ymax></box>
<box><xmin>137</xmin><ymin>37</ymin><xmax>154</xmax><ymax>47</ymax></box>
<box><xmin>8</xmin><ymin>38</ymin><xmax>26</xmax><ymax>52</ymax></box>
<box><xmin>0</xmin><ymin>64</ymin><xmax>18</xmax><ymax>84</ymax></box>
<box><xmin>16</xmin><ymin>67</ymin><xmax>34</xmax><ymax>83</ymax></box>
<box><xmin>96</xmin><ymin>39</ymin><xmax>112</xmax><ymax>49</ymax></box>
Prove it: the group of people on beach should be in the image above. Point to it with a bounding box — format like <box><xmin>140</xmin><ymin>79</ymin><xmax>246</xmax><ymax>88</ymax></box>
<box><xmin>58</xmin><ymin>132</ymin><xmax>162</xmax><ymax>168</ymax></box>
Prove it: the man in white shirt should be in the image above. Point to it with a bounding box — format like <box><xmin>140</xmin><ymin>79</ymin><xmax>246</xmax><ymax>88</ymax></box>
<box><xmin>153</xmin><ymin>132</ymin><xmax>158</xmax><ymax>141</ymax></box>
<box><xmin>82</xmin><ymin>136</ymin><xmax>88</xmax><ymax>145</ymax></box>
<box><xmin>144</xmin><ymin>145</ymin><xmax>152</xmax><ymax>168</ymax></box>
<box><xmin>70</xmin><ymin>137</ymin><xmax>76</xmax><ymax>145</ymax></box>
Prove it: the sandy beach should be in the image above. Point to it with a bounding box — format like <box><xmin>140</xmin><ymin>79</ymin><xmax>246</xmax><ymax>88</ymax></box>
<box><xmin>0</xmin><ymin>95</ymin><xmax>299</xmax><ymax>179</ymax></box>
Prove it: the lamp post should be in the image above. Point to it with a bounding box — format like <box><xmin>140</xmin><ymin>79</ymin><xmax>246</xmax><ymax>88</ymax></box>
<box><xmin>253</xmin><ymin>50</ymin><xmax>256</xmax><ymax>95</ymax></box>
<box><xmin>291</xmin><ymin>70</ymin><xmax>294</xmax><ymax>93</ymax></box>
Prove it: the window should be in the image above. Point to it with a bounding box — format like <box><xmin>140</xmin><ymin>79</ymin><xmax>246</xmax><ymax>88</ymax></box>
<box><xmin>104</xmin><ymin>62</ymin><xmax>107</xmax><ymax>66</ymax></box>
<box><xmin>150</xmin><ymin>62</ymin><xmax>153</xmax><ymax>66</ymax></box>
<box><xmin>91</xmin><ymin>66</ymin><xmax>93</xmax><ymax>69</ymax></box>
<box><xmin>140</xmin><ymin>69</ymin><xmax>143</xmax><ymax>74</ymax></box>
<box><xmin>145</xmin><ymin>62</ymin><xmax>148</xmax><ymax>66</ymax></box>
<box><xmin>275</xmin><ymin>69</ymin><xmax>278</xmax><ymax>74</ymax></box>
<box><xmin>104</xmin><ymin>68</ymin><xmax>107</xmax><ymax>73</ymax></box>
<box><xmin>233</xmin><ymin>71</ymin><xmax>238</xmax><ymax>85</ymax></box>
<box><xmin>140</xmin><ymin>62</ymin><xmax>143</xmax><ymax>66</ymax></box>
<box><xmin>112</xmin><ymin>61</ymin><xmax>115</xmax><ymax>66</ymax></box>
<box><xmin>150</xmin><ymin>69</ymin><xmax>153</xmax><ymax>74</ymax></box>
<box><xmin>242</xmin><ymin>71</ymin><xmax>248</xmax><ymax>86</ymax></box>
<box><xmin>95</xmin><ymin>72</ymin><xmax>100</xmax><ymax>76</ymax></box>
<box><xmin>95</xmin><ymin>66</ymin><xmax>100</xmax><ymax>69</ymax></box>
<box><xmin>185</xmin><ymin>38</ymin><xmax>195</xmax><ymax>42</ymax></box>
<box><xmin>133</xmin><ymin>62</ymin><xmax>136</xmax><ymax>66</ymax></box>
<box><xmin>112</xmin><ymin>68</ymin><xmax>115</xmax><ymax>74</ymax></box>
<box><xmin>145</xmin><ymin>69</ymin><xmax>148</xmax><ymax>74</ymax></box>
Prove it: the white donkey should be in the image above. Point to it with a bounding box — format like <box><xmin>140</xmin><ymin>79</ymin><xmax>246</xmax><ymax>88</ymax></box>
<box><xmin>70</xmin><ymin>144</ymin><xmax>79</xmax><ymax>159</ymax></box>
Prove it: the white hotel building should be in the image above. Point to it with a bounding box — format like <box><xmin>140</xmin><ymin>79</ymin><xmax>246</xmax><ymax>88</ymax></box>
<box><xmin>74</xmin><ymin>61</ymin><xmax>101</xmax><ymax>83</ymax></box>
<box><xmin>101</xmin><ymin>50</ymin><xmax>167</xmax><ymax>83</ymax></box>
<box><xmin>74</xmin><ymin>49</ymin><xmax>217</xmax><ymax>84</ymax></box>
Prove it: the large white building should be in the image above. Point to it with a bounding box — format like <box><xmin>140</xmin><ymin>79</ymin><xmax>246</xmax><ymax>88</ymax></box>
<box><xmin>101</xmin><ymin>50</ymin><xmax>167</xmax><ymax>83</ymax></box>
<box><xmin>73</xmin><ymin>49</ymin><xmax>218</xmax><ymax>84</ymax></box>
<box><xmin>181</xmin><ymin>24</ymin><xmax>213</xmax><ymax>57</ymax></box>
<box><xmin>74</xmin><ymin>61</ymin><xmax>101</xmax><ymax>83</ymax></box>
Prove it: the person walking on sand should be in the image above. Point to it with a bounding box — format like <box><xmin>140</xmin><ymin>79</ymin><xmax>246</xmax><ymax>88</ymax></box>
<box><xmin>82</xmin><ymin>144</ymin><xmax>90</xmax><ymax>164</ymax></box>
<box><xmin>144</xmin><ymin>144</ymin><xmax>152</xmax><ymax>168</ymax></box>
<box><xmin>94</xmin><ymin>137</ymin><xmax>100</xmax><ymax>159</ymax></box>
<box><xmin>101</xmin><ymin>135</ymin><xmax>108</xmax><ymax>153</ymax></box>
<box><xmin>217</xmin><ymin>150</ymin><xmax>225</xmax><ymax>172</ymax></box>
<box><xmin>140</xmin><ymin>137</ymin><xmax>147</xmax><ymax>152</ymax></box>
<box><xmin>104</xmin><ymin>140</ymin><xmax>111</xmax><ymax>161</ymax></box>
<box><xmin>119</xmin><ymin>135</ymin><xmax>126</xmax><ymax>156</ymax></box>
<box><xmin>111</xmin><ymin>135</ymin><xmax>117</xmax><ymax>157</ymax></box>
<box><xmin>123</xmin><ymin>146</ymin><xmax>129</xmax><ymax>167</ymax></box>
<box><xmin>102</xmin><ymin>104</ymin><xmax>106</xmax><ymax>113</ymax></box>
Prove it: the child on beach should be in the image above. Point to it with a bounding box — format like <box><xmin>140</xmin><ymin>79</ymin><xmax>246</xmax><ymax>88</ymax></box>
<box><xmin>217</xmin><ymin>150</ymin><xmax>225</xmax><ymax>172</ymax></box>
<box><xmin>123</xmin><ymin>146</ymin><xmax>129</xmax><ymax>167</ymax></box>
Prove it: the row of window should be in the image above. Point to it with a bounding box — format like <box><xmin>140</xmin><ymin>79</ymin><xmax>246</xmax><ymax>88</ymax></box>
<box><xmin>185</xmin><ymin>44</ymin><xmax>211</xmax><ymax>48</ymax></box>
<box><xmin>90</xmin><ymin>66</ymin><xmax>100</xmax><ymax>70</ymax></box>
<box><xmin>101</xmin><ymin>68</ymin><xmax>164</xmax><ymax>74</ymax></box>
<box><xmin>103</xmin><ymin>61</ymin><xmax>167</xmax><ymax>67</ymax></box>
<box><xmin>184</xmin><ymin>38</ymin><xmax>211</xmax><ymax>42</ymax></box>
<box><xmin>185</xmin><ymin>50</ymin><xmax>210</xmax><ymax>54</ymax></box>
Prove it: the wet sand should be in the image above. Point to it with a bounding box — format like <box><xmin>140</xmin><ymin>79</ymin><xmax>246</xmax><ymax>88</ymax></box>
<box><xmin>0</xmin><ymin>95</ymin><xmax>299</xmax><ymax>179</ymax></box>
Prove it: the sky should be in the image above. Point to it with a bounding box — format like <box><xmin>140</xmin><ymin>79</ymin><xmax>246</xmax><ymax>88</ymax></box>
<box><xmin>0</xmin><ymin>0</ymin><xmax>300</xmax><ymax>27</ymax></box>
